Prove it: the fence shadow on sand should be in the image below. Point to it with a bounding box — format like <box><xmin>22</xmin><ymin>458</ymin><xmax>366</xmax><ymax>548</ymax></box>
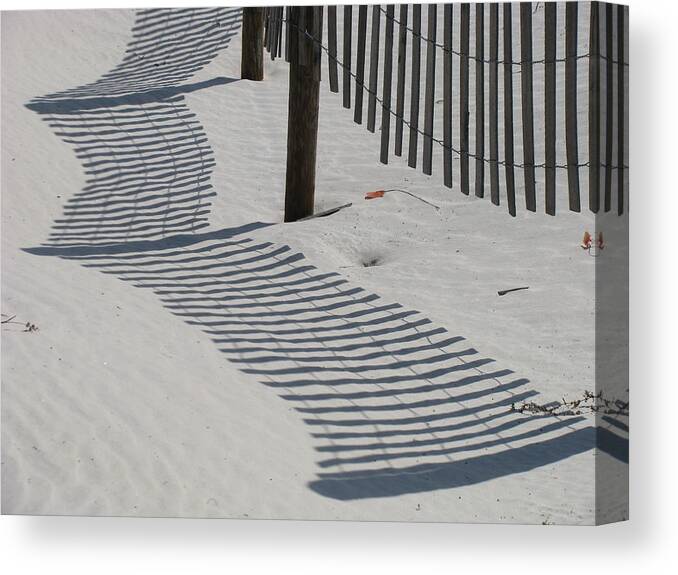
<box><xmin>23</xmin><ymin>6</ymin><xmax>618</xmax><ymax>502</ymax></box>
<box><xmin>27</xmin><ymin>221</ymin><xmax>599</xmax><ymax>500</ymax></box>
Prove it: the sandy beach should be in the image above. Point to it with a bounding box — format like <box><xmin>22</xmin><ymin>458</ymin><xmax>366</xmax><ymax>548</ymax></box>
<box><xmin>1</xmin><ymin>5</ymin><xmax>627</xmax><ymax>524</ymax></box>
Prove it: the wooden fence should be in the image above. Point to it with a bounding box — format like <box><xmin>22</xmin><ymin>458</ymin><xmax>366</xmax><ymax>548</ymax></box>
<box><xmin>263</xmin><ymin>2</ymin><xmax>628</xmax><ymax>217</ymax></box>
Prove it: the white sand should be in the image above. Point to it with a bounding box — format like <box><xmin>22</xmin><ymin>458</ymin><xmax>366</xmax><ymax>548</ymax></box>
<box><xmin>1</xmin><ymin>6</ymin><xmax>626</xmax><ymax>524</ymax></box>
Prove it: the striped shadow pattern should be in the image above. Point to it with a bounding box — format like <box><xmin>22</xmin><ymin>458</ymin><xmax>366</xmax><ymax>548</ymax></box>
<box><xmin>27</xmin><ymin>226</ymin><xmax>596</xmax><ymax>500</ymax></box>
<box><xmin>25</xmin><ymin>8</ymin><xmax>241</xmax><ymax>247</ymax></box>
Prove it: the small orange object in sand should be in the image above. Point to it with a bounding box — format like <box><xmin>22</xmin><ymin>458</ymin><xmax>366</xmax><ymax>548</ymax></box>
<box><xmin>365</xmin><ymin>190</ymin><xmax>386</xmax><ymax>199</ymax></box>
<box><xmin>581</xmin><ymin>231</ymin><xmax>592</xmax><ymax>249</ymax></box>
<box><xmin>597</xmin><ymin>232</ymin><xmax>604</xmax><ymax>250</ymax></box>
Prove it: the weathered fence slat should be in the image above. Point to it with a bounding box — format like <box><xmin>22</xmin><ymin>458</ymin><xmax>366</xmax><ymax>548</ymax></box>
<box><xmin>604</xmin><ymin>2</ymin><xmax>614</xmax><ymax>212</ymax></box>
<box><xmin>298</xmin><ymin>7</ymin><xmax>308</xmax><ymax>65</ymax></box>
<box><xmin>422</xmin><ymin>3</ymin><xmax>437</xmax><ymax>176</ymax></box>
<box><xmin>278</xmin><ymin>7</ymin><xmax>284</xmax><ymax>59</ymax></box>
<box><xmin>544</xmin><ymin>1</ymin><xmax>557</xmax><ymax>215</ymax></box>
<box><xmin>617</xmin><ymin>4</ymin><xmax>625</xmax><ymax>215</ymax></box>
<box><xmin>442</xmin><ymin>4</ymin><xmax>453</xmax><ymax>187</ymax></box>
<box><xmin>327</xmin><ymin>6</ymin><xmax>339</xmax><ymax>92</ymax></box>
<box><xmin>284</xmin><ymin>6</ymin><xmax>291</xmax><ymax>62</ymax></box>
<box><xmin>354</xmin><ymin>5</ymin><xmax>368</xmax><ymax>123</ymax></box>
<box><xmin>367</xmin><ymin>5</ymin><xmax>382</xmax><ymax>133</ymax></box>
<box><xmin>460</xmin><ymin>3</ymin><xmax>470</xmax><ymax>194</ymax></box>
<box><xmin>565</xmin><ymin>2</ymin><xmax>581</xmax><ymax>211</ymax></box>
<box><xmin>342</xmin><ymin>5</ymin><xmax>352</xmax><ymax>108</ymax></box>
<box><xmin>475</xmin><ymin>3</ymin><xmax>485</xmax><ymax>198</ymax></box>
<box><xmin>407</xmin><ymin>4</ymin><xmax>422</xmax><ymax>169</ymax></box>
<box><xmin>313</xmin><ymin>6</ymin><xmax>323</xmax><ymax>82</ymax></box>
<box><xmin>489</xmin><ymin>3</ymin><xmax>499</xmax><ymax>205</ymax></box>
<box><xmin>589</xmin><ymin>1</ymin><xmax>601</xmax><ymax>213</ymax></box>
<box><xmin>380</xmin><ymin>5</ymin><xmax>395</xmax><ymax>164</ymax></box>
<box><xmin>520</xmin><ymin>3</ymin><xmax>536</xmax><ymax>211</ymax></box>
<box><xmin>395</xmin><ymin>4</ymin><xmax>409</xmax><ymax>157</ymax></box>
<box><xmin>503</xmin><ymin>3</ymin><xmax>516</xmax><ymax>216</ymax></box>
<box><xmin>269</xmin><ymin>8</ymin><xmax>278</xmax><ymax>60</ymax></box>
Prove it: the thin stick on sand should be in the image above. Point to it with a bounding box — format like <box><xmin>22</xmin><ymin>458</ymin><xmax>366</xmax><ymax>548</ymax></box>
<box><xmin>366</xmin><ymin>188</ymin><xmax>441</xmax><ymax>210</ymax></box>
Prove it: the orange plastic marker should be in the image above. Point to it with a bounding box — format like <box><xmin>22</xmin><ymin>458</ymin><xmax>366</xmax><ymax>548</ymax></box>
<box><xmin>581</xmin><ymin>231</ymin><xmax>592</xmax><ymax>249</ymax></box>
<box><xmin>365</xmin><ymin>190</ymin><xmax>386</xmax><ymax>199</ymax></box>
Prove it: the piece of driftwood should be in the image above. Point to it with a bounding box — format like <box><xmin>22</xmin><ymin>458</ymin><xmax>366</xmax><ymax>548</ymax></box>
<box><xmin>498</xmin><ymin>286</ymin><xmax>529</xmax><ymax>296</ymax></box>
<box><xmin>296</xmin><ymin>202</ymin><xmax>353</xmax><ymax>221</ymax></box>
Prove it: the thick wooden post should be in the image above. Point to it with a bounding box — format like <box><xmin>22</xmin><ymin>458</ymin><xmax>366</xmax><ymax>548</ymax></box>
<box><xmin>284</xmin><ymin>6</ymin><xmax>321</xmax><ymax>222</ymax></box>
<box><xmin>241</xmin><ymin>7</ymin><xmax>265</xmax><ymax>81</ymax></box>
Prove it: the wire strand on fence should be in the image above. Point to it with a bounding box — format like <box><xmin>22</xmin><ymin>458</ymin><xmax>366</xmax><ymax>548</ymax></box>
<box><xmin>268</xmin><ymin>12</ymin><xmax>628</xmax><ymax>172</ymax></box>
<box><xmin>378</xmin><ymin>6</ymin><xmax>629</xmax><ymax>68</ymax></box>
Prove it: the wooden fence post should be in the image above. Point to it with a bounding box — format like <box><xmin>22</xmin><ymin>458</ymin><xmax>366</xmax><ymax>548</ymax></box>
<box><xmin>284</xmin><ymin>6</ymin><xmax>321</xmax><ymax>222</ymax></box>
<box><xmin>241</xmin><ymin>7</ymin><xmax>265</xmax><ymax>80</ymax></box>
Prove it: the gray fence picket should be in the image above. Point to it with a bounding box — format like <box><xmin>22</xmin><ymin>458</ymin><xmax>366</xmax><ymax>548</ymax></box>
<box><xmin>520</xmin><ymin>3</ymin><xmax>536</xmax><ymax>211</ymax></box>
<box><xmin>367</xmin><ymin>5</ymin><xmax>382</xmax><ymax>132</ymax></box>
<box><xmin>354</xmin><ymin>5</ymin><xmax>368</xmax><ymax>123</ymax></box>
<box><xmin>604</xmin><ymin>2</ymin><xmax>614</xmax><ymax>212</ymax></box>
<box><xmin>327</xmin><ymin>6</ymin><xmax>339</xmax><ymax>92</ymax></box>
<box><xmin>589</xmin><ymin>1</ymin><xmax>601</xmax><ymax>213</ymax></box>
<box><xmin>489</xmin><ymin>3</ymin><xmax>500</xmax><ymax>205</ymax></box>
<box><xmin>475</xmin><ymin>3</ymin><xmax>485</xmax><ymax>198</ymax></box>
<box><xmin>395</xmin><ymin>4</ymin><xmax>409</xmax><ymax>157</ymax></box>
<box><xmin>460</xmin><ymin>3</ymin><xmax>470</xmax><ymax>194</ymax></box>
<box><xmin>408</xmin><ymin>4</ymin><xmax>422</xmax><ymax>169</ymax></box>
<box><xmin>284</xmin><ymin>6</ymin><xmax>291</xmax><ymax>62</ymax></box>
<box><xmin>503</xmin><ymin>3</ymin><xmax>516</xmax><ymax>216</ymax></box>
<box><xmin>545</xmin><ymin>2</ymin><xmax>557</xmax><ymax>215</ymax></box>
<box><xmin>565</xmin><ymin>2</ymin><xmax>581</xmax><ymax>212</ymax></box>
<box><xmin>343</xmin><ymin>5</ymin><xmax>352</xmax><ymax>108</ymax></box>
<box><xmin>422</xmin><ymin>3</ymin><xmax>437</xmax><ymax>175</ymax></box>
<box><xmin>443</xmin><ymin>4</ymin><xmax>453</xmax><ymax>187</ymax></box>
<box><xmin>380</xmin><ymin>5</ymin><xmax>395</xmax><ymax>164</ymax></box>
